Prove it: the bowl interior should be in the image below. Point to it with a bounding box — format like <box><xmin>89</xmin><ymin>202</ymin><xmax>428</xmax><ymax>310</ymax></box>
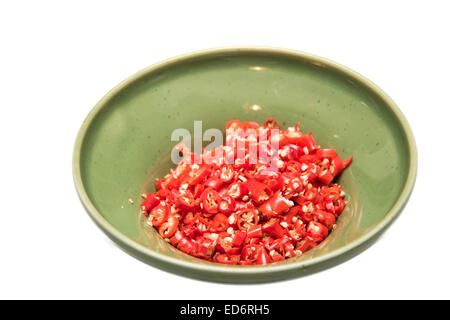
<box><xmin>78</xmin><ymin>50</ymin><xmax>412</xmax><ymax>268</ymax></box>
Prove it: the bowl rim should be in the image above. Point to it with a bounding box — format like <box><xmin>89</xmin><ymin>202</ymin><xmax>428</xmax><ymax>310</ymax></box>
<box><xmin>72</xmin><ymin>46</ymin><xmax>418</xmax><ymax>277</ymax></box>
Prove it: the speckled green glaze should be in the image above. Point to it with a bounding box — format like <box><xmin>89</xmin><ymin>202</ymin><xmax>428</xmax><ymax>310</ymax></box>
<box><xmin>73</xmin><ymin>47</ymin><xmax>417</xmax><ymax>283</ymax></box>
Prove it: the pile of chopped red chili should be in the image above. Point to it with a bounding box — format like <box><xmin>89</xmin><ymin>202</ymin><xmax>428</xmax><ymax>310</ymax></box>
<box><xmin>141</xmin><ymin>119</ymin><xmax>352</xmax><ymax>265</ymax></box>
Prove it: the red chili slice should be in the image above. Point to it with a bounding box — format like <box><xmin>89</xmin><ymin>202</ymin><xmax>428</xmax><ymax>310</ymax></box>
<box><xmin>215</xmin><ymin>254</ymin><xmax>240</xmax><ymax>265</ymax></box>
<box><xmin>176</xmin><ymin>190</ymin><xmax>196</xmax><ymax>211</ymax></box>
<box><xmin>304</xmin><ymin>186</ymin><xmax>318</xmax><ymax>201</ymax></box>
<box><xmin>258</xmin><ymin>191</ymin><xmax>293</xmax><ymax>218</ymax></box>
<box><xmin>263</xmin><ymin>118</ymin><xmax>280</xmax><ymax>129</ymax></box>
<box><xmin>225</xmin><ymin>120</ymin><xmax>245</xmax><ymax>131</ymax></box>
<box><xmin>247</xmin><ymin>225</ymin><xmax>263</xmax><ymax>238</ymax></box>
<box><xmin>244</xmin><ymin>121</ymin><xmax>260</xmax><ymax>130</ymax></box>
<box><xmin>343</xmin><ymin>155</ymin><xmax>353</xmax><ymax>168</ymax></box>
<box><xmin>334</xmin><ymin>199</ymin><xmax>346</xmax><ymax>215</ymax></box>
<box><xmin>296</xmin><ymin>238</ymin><xmax>317</xmax><ymax>253</ymax></box>
<box><xmin>285</xmin><ymin>130</ymin><xmax>304</xmax><ymax>145</ymax></box>
<box><xmin>194</xmin><ymin>237</ymin><xmax>216</xmax><ymax>258</ymax></box>
<box><xmin>212</xmin><ymin>213</ymin><xmax>229</xmax><ymax>232</ymax></box>
<box><xmin>204</xmin><ymin>176</ymin><xmax>224</xmax><ymax>190</ymax></box>
<box><xmin>285</xmin><ymin>160</ymin><xmax>302</xmax><ymax>173</ymax></box>
<box><xmin>307</xmin><ymin>221</ymin><xmax>329</xmax><ymax>241</ymax></box>
<box><xmin>286</xmin><ymin>176</ymin><xmax>303</xmax><ymax>194</ymax></box>
<box><xmin>312</xmin><ymin>210</ymin><xmax>336</xmax><ymax>229</ymax></box>
<box><xmin>232</xmin><ymin>231</ymin><xmax>247</xmax><ymax>247</ymax></box>
<box><xmin>298</xmin><ymin>154</ymin><xmax>319</xmax><ymax>163</ymax></box>
<box><xmin>330</xmin><ymin>156</ymin><xmax>343</xmax><ymax>177</ymax></box>
<box><xmin>256</xmin><ymin>245</ymin><xmax>271</xmax><ymax>265</ymax></box>
<box><xmin>318</xmin><ymin>169</ymin><xmax>334</xmax><ymax>185</ymax></box>
<box><xmin>282</xmin><ymin>205</ymin><xmax>302</xmax><ymax>225</ymax></box>
<box><xmin>183</xmin><ymin>212</ymin><xmax>199</xmax><ymax>225</ymax></box>
<box><xmin>181</xmin><ymin>225</ymin><xmax>198</xmax><ymax>238</ymax></box>
<box><xmin>159</xmin><ymin>216</ymin><xmax>179</xmax><ymax>238</ymax></box>
<box><xmin>240</xmin><ymin>244</ymin><xmax>258</xmax><ymax>263</ymax></box>
<box><xmin>141</xmin><ymin>193</ymin><xmax>160</xmax><ymax>215</ymax></box>
<box><xmin>297</xmin><ymin>134</ymin><xmax>318</xmax><ymax>151</ymax></box>
<box><xmin>169</xmin><ymin>231</ymin><xmax>184</xmax><ymax>246</ymax></box>
<box><xmin>149</xmin><ymin>203</ymin><xmax>168</xmax><ymax>227</ymax></box>
<box><xmin>236</xmin><ymin>208</ymin><xmax>259</xmax><ymax>231</ymax></box>
<box><xmin>218</xmin><ymin>195</ymin><xmax>236</xmax><ymax>215</ymax></box>
<box><xmin>193</xmin><ymin>183</ymin><xmax>205</xmax><ymax>198</ymax></box>
<box><xmin>293</xmin><ymin>221</ymin><xmax>307</xmax><ymax>240</ymax></box>
<box><xmin>226</xmin><ymin>182</ymin><xmax>248</xmax><ymax>200</ymax></box>
<box><xmin>175</xmin><ymin>233</ymin><xmax>196</xmax><ymax>254</ymax></box>
<box><xmin>220</xmin><ymin>165</ymin><xmax>235</xmax><ymax>183</ymax></box>
<box><xmin>262</xmin><ymin>219</ymin><xmax>285</xmax><ymax>239</ymax></box>
<box><xmin>279</xmin><ymin>144</ymin><xmax>302</xmax><ymax>159</ymax></box>
<box><xmin>201</xmin><ymin>188</ymin><xmax>220</xmax><ymax>214</ymax></box>
<box><xmin>189</xmin><ymin>165</ymin><xmax>211</xmax><ymax>185</ymax></box>
<box><xmin>316</xmin><ymin>149</ymin><xmax>337</xmax><ymax>158</ymax></box>
<box><xmin>245</xmin><ymin>178</ymin><xmax>272</xmax><ymax>203</ymax></box>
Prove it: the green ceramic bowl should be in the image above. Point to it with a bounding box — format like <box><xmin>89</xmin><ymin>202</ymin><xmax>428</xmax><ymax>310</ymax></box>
<box><xmin>73</xmin><ymin>47</ymin><xmax>417</xmax><ymax>283</ymax></box>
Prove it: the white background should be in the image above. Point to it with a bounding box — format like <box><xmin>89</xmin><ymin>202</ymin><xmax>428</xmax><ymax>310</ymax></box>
<box><xmin>1</xmin><ymin>1</ymin><xmax>449</xmax><ymax>299</ymax></box>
